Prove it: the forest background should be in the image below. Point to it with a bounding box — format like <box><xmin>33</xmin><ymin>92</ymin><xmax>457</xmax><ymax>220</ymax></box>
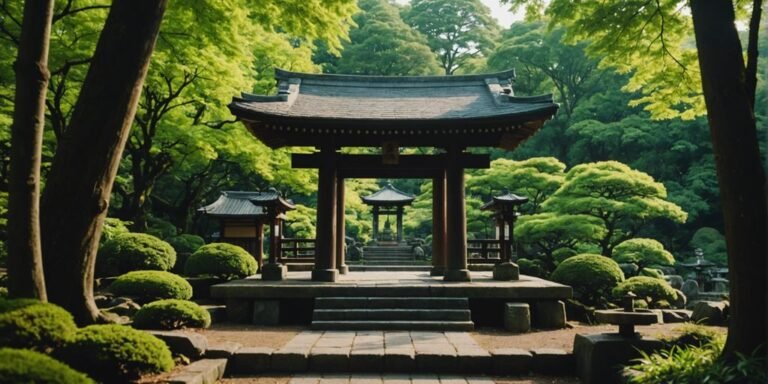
<box><xmin>0</xmin><ymin>0</ymin><xmax>765</xmax><ymax>271</ymax></box>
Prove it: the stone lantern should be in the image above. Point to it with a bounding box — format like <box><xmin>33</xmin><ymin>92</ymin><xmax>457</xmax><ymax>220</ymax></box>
<box><xmin>481</xmin><ymin>192</ymin><xmax>528</xmax><ymax>281</ymax></box>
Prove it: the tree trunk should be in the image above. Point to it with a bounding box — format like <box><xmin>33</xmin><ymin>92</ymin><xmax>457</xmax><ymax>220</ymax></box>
<box><xmin>690</xmin><ymin>0</ymin><xmax>767</xmax><ymax>359</ymax></box>
<box><xmin>7</xmin><ymin>0</ymin><xmax>55</xmax><ymax>300</ymax></box>
<box><xmin>40</xmin><ymin>0</ymin><xmax>168</xmax><ymax>325</ymax></box>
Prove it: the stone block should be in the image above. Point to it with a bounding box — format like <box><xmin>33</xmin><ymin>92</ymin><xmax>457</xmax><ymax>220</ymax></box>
<box><xmin>661</xmin><ymin>309</ymin><xmax>692</xmax><ymax>323</ymax></box>
<box><xmin>166</xmin><ymin>358</ymin><xmax>227</xmax><ymax>384</ymax></box>
<box><xmin>456</xmin><ymin>347</ymin><xmax>492</xmax><ymax>374</ymax></box>
<box><xmin>493</xmin><ymin>262</ymin><xmax>520</xmax><ymax>281</ymax></box>
<box><xmin>533</xmin><ymin>300</ymin><xmax>567</xmax><ymax>329</ymax></box>
<box><xmin>384</xmin><ymin>348</ymin><xmax>416</xmax><ymax>372</ymax></box>
<box><xmin>349</xmin><ymin>348</ymin><xmax>385</xmax><ymax>372</ymax></box>
<box><xmin>490</xmin><ymin>347</ymin><xmax>532</xmax><ymax>375</ymax></box>
<box><xmin>186</xmin><ymin>277</ymin><xmax>222</xmax><ymax>300</ymax></box>
<box><xmin>230</xmin><ymin>347</ymin><xmax>272</xmax><ymax>374</ymax></box>
<box><xmin>226</xmin><ymin>299</ymin><xmax>253</xmax><ymax>323</ymax></box>
<box><xmin>691</xmin><ymin>301</ymin><xmax>728</xmax><ymax>325</ymax></box>
<box><xmin>252</xmin><ymin>300</ymin><xmax>280</xmax><ymax>325</ymax></box>
<box><xmin>205</xmin><ymin>341</ymin><xmax>242</xmax><ymax>359</ymax></box>
<box><xmin>148</xmin><ymin>330</ymin><xmax>207</xmax><ymax>359</ymax></box>
<box><xmin>262</xmin><ymin>263</ymin><xmax>287</xmax><ymax>281</ymax></box>
<box><xmin>531</xmin><ymin>348</ymin><xmax>574</xmax><ymax>375</ymax></box>
<box><xmin>681</xmin><ymin>279</ymin><xmax>699</xmax><ymax>299</ymax></box>
<box><xmin>271</xmin><ymin>348</ymin><xmax>309</xmax><ymax>372</ymax></box>
<box><xmin>671</xmin><ymin>289</ymin><xmax>687</xmax><ymax>309</ymax></box>
<box><xmin>574</xmin><ymin>333</ymin><xmax>664</xmax><ymax>384</ymax></box>
<box><xmin>503</xmin><ymin>302</ymin><xmax>531</xmax><ymax>333</ymax></box>
<box><xmin>309</xmin><ymin>347</ymin><xmax>350</xmax><ymax>372</ymax></box>
<box><xmin>666</xmin><ymin>275</ymin><xmax>684</xmax><ymax>290</ymax></box>
<box><xmin>416</xmin><ymin>349</ymin><xmax>458</xmax><ymax>373</ymax></box>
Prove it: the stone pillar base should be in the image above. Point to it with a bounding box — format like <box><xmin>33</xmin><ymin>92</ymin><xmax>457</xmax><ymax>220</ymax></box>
<box><xmin>252</xmin><ymin>300</ymin><xmax>280</xmax><ymax>325</ymax></box>
<box><xmin>534</xmin><ymin>300</ymin><xmax>567</xmax><ymax>329</ymax></box>
<box><xmin>261</xmin><ymin>263</ymin><xmax>287</xmax><ymax>281</ymax></box>
<box><xmin>574</xmin><ymin>333</ymin><xmax>663</xmax><ymax>384</ymax></box>
<box><xmin>493</xmin><ymin>262</ymin><xmax>520</xmax><ymax>281</ymax></box>
<box><xmin>430</xmin><ymin>266</ymin><xmax>446</xmax><ymax>276</ymax></box>
<box><xmin>338</xmin><ymin>264</ymin><xmax>349</xmax><ymax>275</ymax></box>
<box><xmin>444</xmin><ymin>268</ymin><xmax>471</xmax><ymax>282</ymax></box>
<box><xmin>504</xmin><ymin>302</ymin><xmax>531</xmax><ymax>333</ymax></box>
<box><xmin>312</xmin><ymin>268</ymin><xmax>339</xmax><ymax>282</ymax></box>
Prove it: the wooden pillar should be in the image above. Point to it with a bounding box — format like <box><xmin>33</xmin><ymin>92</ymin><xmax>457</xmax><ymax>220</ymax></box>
<box><xmin>431</xmin><ymin>170</ymin><xmax>447</xmax><ymax>276</ymax></box>
<box><xmin>312</xmin><ymin>146</ymin><xmax>338</xmax><ymax>282</ymax></box>
<box><xmin>372</xmin><ymin>205</ymin><xmax>379</xmax><ymax>241</ymax></box>
<box><xmin>444</xmin><ymin>147</ymin><xmax>471</xmax><ymax>281</ymax></box>
<box><xmin>497</xmin><ymin>216</ymin><xmax>508</xmax><ymax>263</ymax></box>
<box><xmin>336</xmin><ymin>177</ymin><xmax>348</xmax><ymax>274</ymax></box>
<box><xmin>396</xmin><ymin>205</ymin><xmax>404</xmax><ymax>243</ymax></box>
<box><xmin>255</xmin><ymin>221</ymin><xmax>264</xmax><ymax>272</ymax></box>
<box><xmin>262</xmin><ymin>209</ymin><xmax>286</xmax><ymax>280</ymax></box>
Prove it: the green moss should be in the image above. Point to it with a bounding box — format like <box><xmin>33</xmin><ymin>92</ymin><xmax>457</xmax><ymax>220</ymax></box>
<box><xmin>57</xmin><ymin>324</ymin><xmax>174</xmax><ymax>382</ymax></box>
<box><xmin>550</xmin><ymin>254</ymin><xmax>625</xmax><ymax>306</ymax></box>
<box><xmin>167</xmin><ymin>234</ymin><xmax>205</xmax><ymax>254</ymax></box>
<box><xmin>132</xmin><ymin>299</ymin><xmax>211</xmax><ymax>330</ymax></box>
<box><xmin>0</xmin><ymin>298</ymin><xmax>77</xmax><ymax>352</ymax></box>
<box><xmin>517</xmin><ymin>258</ymin><xmax>547</xmax><ymax>278</ymax></box>
<box><xmin>184</xmin><ymin>243</ymin><xmax>257</xmax><ymax>280</ymax></box>
<box><xmin>612</xmin><ymin>276</ymin><xmax>677</xmax><ymax>305</ymax></box>
<box><xmin>97</xmin><ymin>233</ymin><xmax>176</xmax><ymax>276</ymax></box>
<box><xmin>0</xmin><ymin>348</ymin><xmax>94</xmax><ymax>384</ymax></box>
<box><xmin>110</xmin><ymin>271</ymin><xmax>192</xmax><ymax>302</ymax></box>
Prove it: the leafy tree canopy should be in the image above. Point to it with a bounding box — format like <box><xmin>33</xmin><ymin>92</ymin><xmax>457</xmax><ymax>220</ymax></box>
<box><xmin>613</xmin><ymin>238</ymin><xmax>676</xmax><ymax>271</ymax></box>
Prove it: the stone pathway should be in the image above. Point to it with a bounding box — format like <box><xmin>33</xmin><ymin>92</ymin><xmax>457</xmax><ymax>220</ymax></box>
<box><xmin>287</xmin><ymin>373</ymin><xmax>494</xmax><ymax>383</ymax></box>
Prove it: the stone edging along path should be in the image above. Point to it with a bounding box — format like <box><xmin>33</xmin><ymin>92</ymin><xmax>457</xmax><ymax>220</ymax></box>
<box><xmin>164</xmin><ymin>330</ymin><xmax>575</xmax><ymax>382</ymax></box>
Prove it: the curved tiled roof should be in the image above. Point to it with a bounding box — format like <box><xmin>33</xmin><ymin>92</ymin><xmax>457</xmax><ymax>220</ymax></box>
<box><xmin>199</xmin><ymin>190</ymin><xmax>295</xmax><ymax>218</ymax></box>
<box><xmin>362</xmin><ymin>184</ymin><xmax>415</xmax><ymax>205</ymax></box>
<box><xmin>481</xmin><ymin>192</ymin><xmax>529</xmax><ymax>211</ymax></box>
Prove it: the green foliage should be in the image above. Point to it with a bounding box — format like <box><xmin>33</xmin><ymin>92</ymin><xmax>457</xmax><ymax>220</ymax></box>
<box><xmin>101</xmin><ymin>218</ymin><xmax>131</xmax><ymax>245</ymax></box>
<box><xmin>515</xmin><ymin>213</ymin><xmax>606</xmax><ymax>270</ymax></box>
<box><xmin>662</xmin><ymin>324</ymin><xmax>723</xmax><ymax>349</ymax></box>
<box><xmin>689</xmin><ymin>227</ymin><xmax>728</xmax><ymax>266</ymax></box>
<box><xmin>550</xmin><ymin>254</ymin><xmax>625</xmax><ymax>305</ymax></box>
<box><xmin>166</xmin><ymin>234</ymin><xmax>205</xmax><ymax>254</ymax></box>
<box><xmin>329</xmin><ymin>0</ymin><xmax>442</xmax><ymax>75</ymax></box>
<box><xmin>629</xmin><ymin>339</ymin><xmax>766</xmax><ymax>384</ymax></box>
<box><xmin>132</xmin><ymin>299</ymin><xmax>211</xmax><ymax>330</ymax></box>
<box><xmin>145</xmin><ymin>216</ymin><xmax>177</xmax><ymax>239</ymax></box>
<box><xmin>403</xmin><ymin>0</ymin><xmax>499</xmax><ymax>74</ymax></box>
<box><xmin>612</xmin><ymin>276</ymin><xmax>677</xmax><ymax>306</ymax></box>
<box><xmin>184</xmin><ymin>243</ymin><xmax>257</xmax><ymax>280</ymax></box>
<box><xmin>284</xmin><ymin>203</ymin><xmax>318</xmax><ymax>239</ymax></box>
<box><xmin>639</xmin><ymin>267</ymin><xmax>665</xmax><ymax>280</ymax></box>
<box><xmin>0</xmin><ymin>348</ymin><xmax>94</xmax><ymax>384</ymax></box>
<box><xmin>613</xmin><ymin>238</ymin><xmax>675</xmax><ymax>272</ymax></box>
<box><xmin>0</xmin><ymin>299</ymin><xmax>77</xmax><ymax>352</ymax></box>
<box><xmin>517</xmin><ymin>258</ymin><xmax>547</xmax><ymax>278</ymax></box>
<box><xmin>98</xmin><ymin>233</ymin><xmax>177</xmax><ymax>276</ymax></box>
<box><xmin>57</xmin><ymin>324</ymin><xmax>174</xmax><ymax>382</ymax></box>
<box><xmin>110</xmin><ymin>271</ymin><xmax>193</xmax><ymax>302</ymax></box>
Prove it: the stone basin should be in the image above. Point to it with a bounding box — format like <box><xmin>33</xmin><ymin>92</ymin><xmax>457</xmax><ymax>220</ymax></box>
<box><xmin>594</xmin><ymin>309</ymin><xmax>659</xmax><ymax>326</ymax></box>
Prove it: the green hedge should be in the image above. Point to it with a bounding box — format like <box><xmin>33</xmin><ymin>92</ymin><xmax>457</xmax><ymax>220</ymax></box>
<box><xmin>0</xmin><ymin>348</ymin><xmax>94</xmax><ymax>384</ymax></box>
<box><xmin>613</xmin><ymin>276</ymin><xmax>677</xmax><ymax>306</ymax></box>
<box><xmin>110</xmin><ymin>271</ymin><xmax>192</xmax><ymax>302</ymax></box>
<box><xmin>550</xmin><ymin>254</ymin><xmax>625</xmax><ymax>306</ymax></box>
<box><xmin>184</xmin><ymin>243</ymin><xmax>257</xmax><ymax>280</ymax></box>
<box><xmin>98</xmin><ymin>233</ymin><xmax>176</xmax><ymax>276</ymax></box>
<box><xmin>0</xmin><ymin>298</ymin><xmax>77</xmax><ymax>351</ymax></box>
<box><xmin>132</xmin><ymin>299</ymin><xmax>211</xmax><ymax>330</ymax></box>
<box><xmin>517</xmin><ymin>258</ymin><xmax>547</xmax><ymax>278</ymax></box>
<box><xmin>166</xmin><ymin>234</ymin><xmax>205</xmax><ymax>254</ymax></box>
<box><xmin>57</xmin><ymin>324</ymin><xmax>174</xmax><ymax>382</ymax></box>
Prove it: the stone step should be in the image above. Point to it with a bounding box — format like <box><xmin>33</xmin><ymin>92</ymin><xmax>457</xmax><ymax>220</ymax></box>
<box><xmin>348</xmin><ymin>265</ymin><xmax>432</xmax><ymax>272</ymax></box>
<box><xmin>315</xmin><ymin>297</ymin><xmax>469</xmax><ymax>310</ymax></box>
<box><xmin>362</xmin><ymin>255</ymin><xmax>414</xmax><ymax>259</ymax></box>
<box><xmin>358</xmin><ymin>261</ymin><xmax>422</xmax><ymax>265</ymax></box>
<box><xmin>311</xmin><ymin>320</ymin><xmax>475</xmax><ymax>331</ymax></box>
<box><xmin>313</xmin><ymin>309</ymin><xmax>471</xmax><ymax>321</ymax></box>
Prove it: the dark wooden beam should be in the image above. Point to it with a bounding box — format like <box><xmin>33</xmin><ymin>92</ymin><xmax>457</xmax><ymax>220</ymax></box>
<box><xmin>292</xmin><ymin>154</ymin><xmax>490</xmax><ymax>171</ymax></box>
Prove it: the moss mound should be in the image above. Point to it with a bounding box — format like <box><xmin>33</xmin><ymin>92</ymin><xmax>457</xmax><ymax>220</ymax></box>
<box><xmin>98</xmin><ymin>232</ymin><xmax>176</xmax><ymax>276</ymax></box>
<box><xmin>57</xmin><ymin>324</ymin><xmax>173</xmax><ymax>382</ymax></box>
<box><xmin>613</xmin><ymin>276</ymin><xmax>678</xmax><ymax>306</ymax></box>
<box><xmin>550</xmin><ymin>254</ymin><xmax>625</xmax><ymax>305</ymax></box>
<box><xmin>184</xmin><ymin>243</ymin><xmax>257</xmax><ymax>280</ymax></box>
<box><xmin>166</xmin><ymin>234</ymin><xmax>205</xmax><ymax>254</ymax></box>
<box><xmin>110</xmin><ymin>270</ymin><xmax>192</xmax><ymax>302</ymax></box>
<box><xmin>0</xmin><ymin>298</ymin><xmax>77</xmax><ymax>351</ymax></box>
<box><xmin>0</xmin><ymin>348</ymin><xmax>94</xmax><ymax>384</ymax></box>
<box><xmin>132</xmin><ymin>299</ymin><xmax>211</xmax><ymax>330</ymax></box>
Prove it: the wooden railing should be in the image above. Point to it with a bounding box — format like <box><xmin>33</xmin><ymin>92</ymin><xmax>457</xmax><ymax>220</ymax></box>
<box><xmin>280</xmin><ymin>238</ymin><xmax>316</xmax><ymax>263</ymax></box>
<box><xmin>467</xmin><ymin>239</ymin><xmax>503</xmax><ymax>264</ymax></box>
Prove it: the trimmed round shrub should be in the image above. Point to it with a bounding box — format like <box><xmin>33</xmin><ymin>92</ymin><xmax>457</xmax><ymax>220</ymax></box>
<box><xmin>0</xmin><ymin>348</ymin><xmax>94</xmax><ymax>384</ymax></box>
<box><xmin>0</xmin><ymin>287</ymin><xmax>6</xmax><ymax>298</ymax></box>
<box><xmin>57</xmin><ymin>324</ymin><xmax>174</xmax><ymax>382</ymax></box>
<box><xmin>110</xmin><ymin>271</ymin><xmax>192</xmax><ymax>302</ymax></box>
<box><xmin>0</xmin><ymin>298</ymin><xmax>77</xmax><ymax>351</ymax></box>
<box><xmin>98</xmin><ymin>232</ymin><xmax>176</xmax><ymax>276</ymax></box>
<box><xmin>550</xmin><ymin>254</ymin><xmax>625</xmax><ymax>305</ymax></box>
<box><xmin>167</xmin><ymin>234</ymin><xmax>205</xmax><ymax>254</ymax></box>
<box><xmin>517</xmin><ymin>258</ymin><xmax>547</xmax><ymax>278</ymax></box>
<box><xmin>613</xmin><ymin>276</ymin><xmax>677</xmax><ymax>306</ymax></box>
<box><xmin>185</xmin><ymin>243</ymin><xmax>257</xmax><ymax>280</ymax></box>
<box><xmin>612</xmin><ymin>238</ymin><xmax>674</xmax><ymax>272</ymax></box>
<box><xmin>132</xmin><ymin>299</ymin><xmax>211</xmax><ymax>330</ymax></box>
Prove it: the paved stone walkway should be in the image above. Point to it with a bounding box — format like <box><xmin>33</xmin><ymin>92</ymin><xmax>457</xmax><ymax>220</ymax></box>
<box><xmin>288</xmin><ymin>373</ymin><xmax>494</xmax><ymax>383</ymax></box>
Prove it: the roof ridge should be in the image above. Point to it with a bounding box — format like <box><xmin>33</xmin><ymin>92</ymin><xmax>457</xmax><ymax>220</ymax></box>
<box><xmin>274</xmin><ymin>68</ymin><xmax>517</xmax><ymax>83</ymax></box>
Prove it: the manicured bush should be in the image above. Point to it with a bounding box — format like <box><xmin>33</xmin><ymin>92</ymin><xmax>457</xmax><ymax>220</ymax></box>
<box><xmin>132</xmin><ymin>299</ymin><xmax>211</xmax><ymax>330</ymax></box>
<box><xmin>146</xmin><ymin>216</ymin><xmax>178</xmax><ymax>239</ymax></box>
<box><xmin>550</xmin><ymin>254</ymin><xmax>624</xmax><ymax>305</ymax></box>
<box><xmin>0</xmin><ymin>287</ymin><xmax>6</xmax><ymax>298</ymax></box>
<box><xmin>185</xmin><ymin>243</ymin><xmax>257</xmax><ymax>280</ymax></box>
<box><xmin>110</xmin><ymin>271</ymin><xmax>192</xmax><ymax>302</ymax></box>
<box><xmin>612</xmin><ymin>238</ymin><xmax>674</xmax><ymax>275</ymax></box>
<box><xmin>0</xmin><ymin>348</ymin><xmax>94</xmax><ymax>384</ymax></box>
<box><xmin>0</xmin><ymin>298</ymin><xmax>77</xmax><ymax>351</ymax></box>
<box><xmin>57</xmin><ymin>324</ymin><xmax>174</xmax><ymax>382</ymax></box>
<box><xmin>639</xmin><ymin>267</ymin><xmax>664</xmax><ymax>279</ymax></box>
<box><xmin>517</xmin><ymin>258</ymin><xmax>547</xmax><ymax>278</ymax></box>
<box><xmin>100</xmin><ymin>217</ymin><xmax>131</xmax><ymax>245</ymax></box>
<box><xmin>613</xmin><ymin>276</ymin><xmax>677</xmax><ymax>306</ymax></box>
<box><xmin>98</xmin><ymin>232</ymin><xmax>176</xmax><ymax>276</ymax></box>
<box><xmin>167</xmin><ymin>234</ymin><xmax>205</xmax><ymax>254</ymax></box>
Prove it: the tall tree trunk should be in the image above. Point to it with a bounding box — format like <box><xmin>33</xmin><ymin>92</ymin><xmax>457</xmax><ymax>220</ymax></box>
<box><xmin>40</xmin><ymin>0</ymin><xmax>168</xmax><ymax>325</ymax></box>
<box><xmin>690</xmin><ymin>0</ymin><xmax>767</xmax><ymax>359</ymax></box>
<box><xmin>7</xmin><ymin>0</ymin><xmax>55</xmax><ymax>300</ymax></box>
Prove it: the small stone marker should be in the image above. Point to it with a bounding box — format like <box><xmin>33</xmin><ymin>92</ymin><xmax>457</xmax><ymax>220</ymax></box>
<box><xmin>503</xmin><ymin>302</ymin><xmax>530</xmax><ymax>333</ymax></box>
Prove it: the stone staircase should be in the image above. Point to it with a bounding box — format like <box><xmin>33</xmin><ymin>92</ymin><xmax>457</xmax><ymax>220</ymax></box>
<box><xmin>311</xmin><ymin>297</ymin><xmax>474</xmax><ymax>331</ymax></box>
<box><xmin>361</xmin><ymin>245</ymin><xmax>419</xmax><ymax>265</ymax></box>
